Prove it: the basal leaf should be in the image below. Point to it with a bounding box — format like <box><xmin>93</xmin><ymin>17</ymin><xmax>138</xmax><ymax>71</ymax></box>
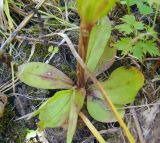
<box><xmin>33</xmin><ymin>88</ymin><xmax>85</xmax><ymax>142</ymax></box>
<box><xmin>67</xmin><ymin>105</ymin><xmax>78</xmax><ymax>143</ymax></box>
<box><xmin>95</xmin><ymin>44</ymin><xmax>116</xmax><ymax>75</ymax></box>
<box><xmin>86</xmin><ymin>17</ymin><xmax>112</xmax><ymax>72</ymax></box>
<box><xmin>89</xmin><ymin>67</ymin><xmax>144</xmax><ymax>105</ymax></box>
<box><xmin>17</xmin><ymin>62</ymin><xmax>73</xmax><ymax>89</ymax></box>
<box><xmin>87</xmin><ymin>95</ymin><xmax>125</xmax><ymax>122</ymax></box>
<box><xmin>67</xmin><ymin>89</ymin><xmax>85</xmax><ymax>143</ymax></box>
<box><xmin>77</xmin><ymin>0</ymin><xmax>116</xmax><ymax>24</ymax></box>
<box><xmin>33</xmin><ymin>90</ymin><xmax>73</xmax><ymax>130</ymax></box>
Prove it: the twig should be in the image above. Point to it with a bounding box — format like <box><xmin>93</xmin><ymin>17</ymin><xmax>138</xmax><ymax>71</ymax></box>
<box><xmin>0</xmin><ymin>0</ymin><xmax>47</xmax><ymax>50</ymax></box>
<box><xmin>144</xmin><ymin>58</ymin><xmax>160</xmax><ymax>61</ymax></box>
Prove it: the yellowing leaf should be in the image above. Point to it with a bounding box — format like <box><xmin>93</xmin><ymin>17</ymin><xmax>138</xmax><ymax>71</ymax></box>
<box><xmin>17</xmin><ymin>62</ymin><xmax>73</xmax><ymax>89</ymax></box>
<box><xmin>87</xmin><ymin>67</ymin><xmax>144</xmax><ymax>122</ymax></box>
<box><xmin>87</xmin><ymin>96</ymin><xmax>125</xmax><ymax>122</ymax></box>
<box><xmin>77</xmin><ymin>0</ymin><xmax>116</xmax><ymax>24</ymax></box>
<box><xmin>90</xmin><ymin>67</ymin><xmax>144</xmax><ymax>105</ymax></box>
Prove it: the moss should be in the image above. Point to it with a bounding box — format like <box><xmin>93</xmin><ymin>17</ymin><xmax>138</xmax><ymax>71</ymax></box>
<box><xmin>0</xmin><ymin>105</ymin><xmax>28</xmax><ymax>143</ymax></box>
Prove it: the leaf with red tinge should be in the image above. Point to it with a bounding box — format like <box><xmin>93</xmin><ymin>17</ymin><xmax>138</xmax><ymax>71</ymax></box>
<box><xmin>87</xmin><ymin>95</ymin><xmax>125</xmax><ymax>122</ymax></box>
<box><xmin>67</xmin><ymin>89</ymin><xmax>85</xmax><ymax>143</ymax></box>
<box><xmin>89</xmin><ymin>67</ymin><xmax>144</xmax><ymax>105</ymax></box>
<box><xmin>33</xmin><ymin>90</ymin><xmax>73</xmax><ymax>130</ymax></box>
<box><xmin>33</xmin><ymin>88</ymin><xmax>85</xmax><ymax>143</ymax></box>
<box><xmin>87</xmin><ymin>67</ymin><xmax>144</xmax><ymax>122</ymax></box>
<box><xmin>17</xmin><ymin>62</ymin><xmax>73</xmax><ymax>89</ymax></box>
<box><xmin>95</xmin><ymin>44</ymin><xmax>116</xmax><ymax>75</ymax></box>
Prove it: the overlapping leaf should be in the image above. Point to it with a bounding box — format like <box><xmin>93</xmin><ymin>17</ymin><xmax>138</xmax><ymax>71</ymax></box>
<box><xmin>95</xmin><ymin>44</ymin><xmax>116</xmax><ymax>75</ymax></box>
<box><xmin>17</xmin><ymin>62</ymin><xmax>73</xmax><ymax>89</ymax></box>
<box><xmin>86</xmin><ymin>17</ymin><xmax>115</xmax><ymax>73</ymax></box>
<box><xmin>33</xmin><ymin>89</ymin><xmax>85</xmax><ymax>143</ymax></box>
<box><xmin>87</xmin><ymin>95</ymin><xmax>125</xmax><ymax>122</ymax></box>
<box><xmin>34</xmin><ymin>90</ymin><xmax>73</xmax><ymax>130</ymax></box>
<box><xmin>87</xmin><ymin>67</ymin><xmax>144</xmax><ymax>122</ymax></box>
<box><xmin>67</xmin><ymin>89</ymin><xmax>85</xmax><ymax>143</ymax></box>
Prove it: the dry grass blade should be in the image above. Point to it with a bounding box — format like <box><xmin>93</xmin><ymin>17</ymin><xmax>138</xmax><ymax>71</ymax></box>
<box><xmin>0</xmin><ymin>0</ymin><xmax>47</xmax><ymax>50</ymax></box>
<box><xmin>0</xmin><ymin>77</ymin><xmax>20</xmax><ymax>93</ymax></box>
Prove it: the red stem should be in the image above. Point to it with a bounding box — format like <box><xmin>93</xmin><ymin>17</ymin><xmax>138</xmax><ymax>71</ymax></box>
<box><xmin>77</xmin><ymin>22</ymin><xmax>93</xmax><ymax>88</ymax></box>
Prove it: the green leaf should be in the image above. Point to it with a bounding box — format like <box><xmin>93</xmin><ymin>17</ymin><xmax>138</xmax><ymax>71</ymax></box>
<box><xmin>133</xmin><ymin>21</ymin><xmax>145</xmax><ymax>31</ymax></box>
<box><xmin>48</xmin><ymin>46</ymin><xmax>59</xmax><ymax>54</ymax></box>
<box><xmin>142</xmin><ymin>40</ymin><xmax>160</xmax><ymax>56</ymax></box>
<box><xmin>86</xmin><ymin>17</ymin><xmax>112</xmax><ymax>72</ymax></box>
<box><xmin>77</xmin><ymin>0</ymin><xmax>116</xmax><ymax>24</ymax></box>
<box><xmin>137</xmin><ymin>2</ymin><xmax>153</xmax><ymax>15</ymax></box>
<box><xmin>114</xmin><ymin>37</ymin><xmax>133</xmax><ymax>55</ymax></box>
<box><xmin>33</xmin><ymin>88</ymin><xmax>85</xmax><ymax>143</ymax></box>
<box><xmin>121</xmin><ymin>15</ymin><xmax>136</xmax><ymax>25</ymax></box>
<box><xmin>17</xmin><ymin>62</ymin><xmax>73</xmax><ymax>89</ymax></box>
<box><xmin>130</xmin><ymin>41</ymin><xmax>160</xmax><ymax>60</ymax></box>
<box><xmin>89</xmin><ymin>67</ymin><xmax>144</xmax><ymax>105</ymax></box>
<box><xmin>67</xmin><ymin>89</ymin><xmax>85</xmax><ymax>143</ymax></box>
<box><xmin>34</xmin><ymin>90</ymin><xmax>73</xmax><ymax>130</ymax></box>
<box><xmin>115</xmin><ymin>23</ymin><xmax>133</xmax><ymax>35</ymax></box>
<box><xmin>87</xmin><ymin>95</ymin><xmax>125</xmax><ymax>122</ymax></box>
<box><xmin>131</xmin><ymin>44</ymin><xmax>144</xmax><ymax>61</ymax></box>
<box><xmin>115</xmin><ymin>15</ymin><xmax>145</xmax><ymax>35</ymax></box>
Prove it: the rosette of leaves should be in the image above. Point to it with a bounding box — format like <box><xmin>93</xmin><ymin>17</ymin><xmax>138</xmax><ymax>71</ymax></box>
<box><xmin>17</xmin><ymin>1</ymin><xmax>144</xmax><ymax>143</ymax></box>
<box><xmin>17</xmin><ymin>62</ymin><xmax>144</xmax><ymax>142</ymax></box>
<box><xmin>114</xmin><ymin>15</ymin><xmax>160</xmax><ymax>61</ymax></box>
